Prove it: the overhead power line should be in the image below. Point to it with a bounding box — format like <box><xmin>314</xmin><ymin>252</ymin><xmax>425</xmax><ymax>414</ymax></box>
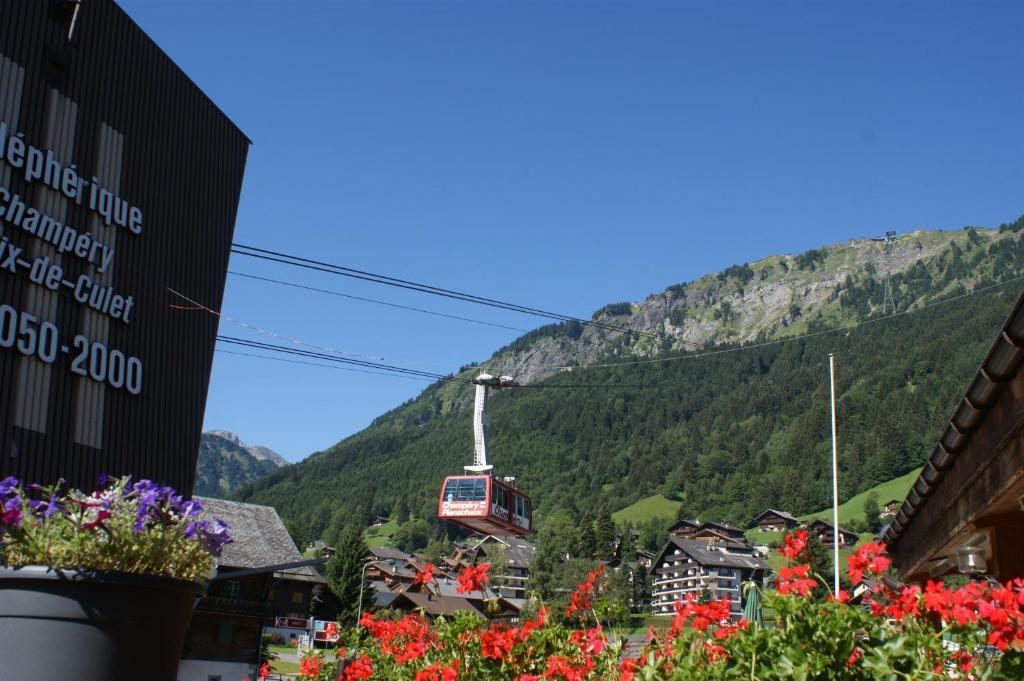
<box><xmin>230</xmin><ymin>242</ymin><xmax>697</xmax><ymax>346</ymax></box>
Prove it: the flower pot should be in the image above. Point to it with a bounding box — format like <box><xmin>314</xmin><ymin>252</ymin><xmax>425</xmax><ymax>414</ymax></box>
<box><xmin>0</xmin><ymin>565</ymin><xmax>204</xmax><ymax>681</ymax></box>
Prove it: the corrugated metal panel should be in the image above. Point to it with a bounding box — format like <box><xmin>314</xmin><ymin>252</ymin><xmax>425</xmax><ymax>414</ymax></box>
<box><xmin>0</xmin><ymin>0</ymin><xmax>249</xmax><ymax>495</ymax></box>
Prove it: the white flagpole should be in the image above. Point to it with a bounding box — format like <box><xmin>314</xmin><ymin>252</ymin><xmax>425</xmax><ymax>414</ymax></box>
<box><xmin>829</xmin><ymin>353</ymin><xmax>841</xmax><ymax>594</ymax></box>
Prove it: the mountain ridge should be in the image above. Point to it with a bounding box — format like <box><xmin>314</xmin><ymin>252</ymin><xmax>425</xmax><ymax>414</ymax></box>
<box><xmin>203</xmin><ymin>430</ymin><xmax>289</xmax><ymax>467</ymax></box>
<box><xmin>195</xmin><ymin>432</ymin><xmax>287</xmax><ymax>498</ymax></box>
<box><xmin>233</xmin><ymin>216</ymin><xmax>1024</xmax><ymax>547</ymax></box>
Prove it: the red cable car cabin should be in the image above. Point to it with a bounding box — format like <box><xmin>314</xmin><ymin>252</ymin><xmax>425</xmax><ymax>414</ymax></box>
<box><xmin>437</xmin><ymin>475</ymin><xmax>532</xmax><ymax>536</ymax></box>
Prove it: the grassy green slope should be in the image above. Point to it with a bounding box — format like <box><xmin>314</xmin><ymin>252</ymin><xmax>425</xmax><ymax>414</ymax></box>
<box><xmin>365</xmin><ymin>519</ymin><xmax>399</xmax><ymax>548</ymax></box>
<box><xmin>612</xmin><ymin>495</ymin><xmax>683</xmax><ymax>525</ymax></box>
<box><xmin>801</xmin><ymin>468</ymin><xmax>920</xmax><ymax>523</ymax></box>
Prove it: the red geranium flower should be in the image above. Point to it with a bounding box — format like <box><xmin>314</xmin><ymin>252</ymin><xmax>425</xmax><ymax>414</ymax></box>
<box><xmin>456</xmin><ymin>562</ymin><xmax>490</xmax><ymax>594</ymax></box>
<box><xmin>846</xmin><ymin>542</ymin><xmax>890</xmax><ymax>585</ymax></box>
<box><xmin>298</xmin><ymin>655</ymin><xmax>322</xmax><ymax>678</ymax></box>
<box><xmin>480</xmin><ymin>625</ymin><xmax>517</xmax><ymax>660</ymax></box>
<box><xmin>777</xmin><ymin>564</ymin><xmax>816</xmax><ymax>596</ymax></box>
<box><xmin>564</xmin><ymin>565</ymin><xmax>606</xmax><ymax>619</ymax></box>
<box><xmin>779</xmin><ymin>530</ymin><xmax>808</xmax><ymax>561</ymax></box>
<box><xmin>414</xmin><ymin>562</ymin><xmax>437</xmax><ymax>588</ymax></box>
<box><xmin>341</xmin><ymin>654</ymin><xmax>373</xmax><ymax>680</ymax></box>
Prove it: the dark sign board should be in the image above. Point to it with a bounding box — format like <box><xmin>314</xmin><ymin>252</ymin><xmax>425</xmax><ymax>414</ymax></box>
<box><xmin>0</xmin><ymin>0</ymin><xmax>249</xmax><ymax>495</ymax></box>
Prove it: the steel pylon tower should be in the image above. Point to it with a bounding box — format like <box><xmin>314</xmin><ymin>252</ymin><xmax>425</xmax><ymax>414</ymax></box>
<box><xmin>882</xmin><ymin>273</ymin><xmax>896</xmax><ymax>315</ymax></box>
<box><xmin>880</xmin><ymin>231</ymin><xmax>898</xmax><ymax>315</ymax></box>
<box><xmin>467</xmin><ymin>373</ymin><xmax>516</xmax><ymax>473</ymax></box>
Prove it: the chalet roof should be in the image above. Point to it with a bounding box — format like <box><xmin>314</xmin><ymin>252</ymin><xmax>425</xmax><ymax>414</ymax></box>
<box><xmin>370</xmin><ymin>561</ymin><xmax>417</xmax><ymax>580</ymax></box>
<box><xmin>698</xmin><ymin>520</ymin><xmax>745</xmax><ymax>535</ymax></box>
<box><xmin>394</xmin><ymin>592</ymin><xmax>487</xmax><ymax>618</ymax></box>
<box><xmin>488</xmin><ymin>536</ymin><xmax>536</xmax><ymax>568</ymax></box>
<box><xmin>668</xmin><ymin>518</ymin><xmax>700</xmax><ymax>533</ymax></box>
<box><xmin>369</xmin><ymin>546</ymin><xmax>414</xmax><ymax>562</ymax></box>
<box><xmin>430</xmin><ymin>577</ymin><xmax>497</xmax><ymax>601</ymax></box>
<box><xmin>373</xmin><ymin>590</ymin><xmax>401</xmax><ymax>609</ymax></box>
<box><xmin>690</xmin><ymin>527</ymin><xmax>740</xmax><ymax>542</ymax></box>
<box><xmin>807</xmin><ymin>518</ymin><xmax>858</xmax><ymax>537</ymax></box>
<box><xmin>196</xmin><ymin>497</ymin><xmax>326</xmax><ymax>584</ymax></box>
<box><xmin>653</xmin><ymin>538</ymin><xmax>767</xmax><ymax>572</ymax></box>
<box><xmin>882</xmin><ymin>289</ymin><xmax>1024</xmax><ymax>579</ymax></box>
<box><xmin>752</xmin><ymin>509</ymin><xmax>799</xmax><ymax>524</ymax></box>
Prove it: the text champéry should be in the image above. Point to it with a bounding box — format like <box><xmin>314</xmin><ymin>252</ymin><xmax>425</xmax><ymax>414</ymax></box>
<box><xmin>0</xmin><ymin>121</ymin><xmax>143</xmax><ymax>235</ymax></box>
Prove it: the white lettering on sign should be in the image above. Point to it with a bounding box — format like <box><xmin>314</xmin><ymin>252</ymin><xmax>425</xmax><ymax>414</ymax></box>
<box><xmin>441</xmin><ymin>500</ymin><xmax>487</xmax><ymax>516</ymax></box>
<box><xmin>0</xmin><ymin>121</ymin><xmax>147</xmax><ymax>395</ymax></box>
<box><xmin>0</xmin><ymin>187</ymin><xmax>117</xmax><ymax>274</ymax></box>
<box><xmin>0</xmin><ymin>121</ymin><xmax>142</xmax><ymax>234</ymax></box>
<box><xmin>0</xmin><ymin>304</ymin><xmax>142</xmax><ymax>394</ymax></box>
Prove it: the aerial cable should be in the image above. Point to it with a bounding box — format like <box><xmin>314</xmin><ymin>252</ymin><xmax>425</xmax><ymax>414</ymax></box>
<box><xmin>230</xmin><ymin>242</ymin><xmax>697</xmax><ymax>345</ymax></box>
<box><xmin>228</xmin><ymin>270</ymin><xmax>529</xmax><ymax>333</ymax></box>
<box><xmin>216</xmin><ymin>335</ymin><xmax>476</xmax><ymax>385</ymax></box>
<box><xmin>214</xmin><ymin>349</ymin><xmax>443</xmax><ymax>383</ymax></box>
<box><xmin>168</xmin><ymin>287</ymin><xmax>388</xmax><ymax>362</ymax></box>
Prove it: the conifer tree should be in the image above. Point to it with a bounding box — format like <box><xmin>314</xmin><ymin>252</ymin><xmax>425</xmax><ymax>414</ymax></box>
<box><xmin>863</xmin><ymin>492</ymin><xmax>882</xmax><ymax>534</ymax></box>
<box><xmin>593</xmin><ymin>502</ymin><xmax>617</xmax><ymax>561</ymax></box>
<box><xmin>325</xmin><ymin>524</ymin><xmax>375</xmax><ymax>627</ymax></box>
<box><xmin>575</xmin><ymin>510</ymin><xmax>597</xmax><ymax>559</ymax></box>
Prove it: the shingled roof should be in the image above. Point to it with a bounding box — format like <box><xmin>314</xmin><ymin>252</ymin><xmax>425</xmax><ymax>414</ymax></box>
<box><xmin>654</xmin><ymin>538</ymin><xmax>768</xmax><ymax>572</ymax></box>
<box><xmin>196</xmin><ymin>496</ymin><xmax>326</xmax><ymax>584</ymax></box>
<box><xmin>752</xmin><ymin>508</ymin><xmax>799</xmax><ymax>524</ymax></box>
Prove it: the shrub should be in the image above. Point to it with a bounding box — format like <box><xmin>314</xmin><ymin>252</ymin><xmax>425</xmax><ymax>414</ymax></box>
<box><xmin>285</xmin><ymin>540</ymin><xmax>1024</xmax><ymax>680</ymax></box>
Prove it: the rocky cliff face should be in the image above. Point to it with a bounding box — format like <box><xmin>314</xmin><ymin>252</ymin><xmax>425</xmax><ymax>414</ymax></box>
<box><xmin>204</xmin><ymin>430</ymin><xmax>289</xmax><ymax>467</ymax></box>
<box><xmin>476</xmin><ymin>227</ymin><xmax>1016</xmax><ymax>386</ymax></box>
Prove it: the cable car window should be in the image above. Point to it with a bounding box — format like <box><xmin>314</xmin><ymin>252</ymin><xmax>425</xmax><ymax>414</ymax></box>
<box><xmin>444</xmin><ymin>478</ymin><xmax>486</xmax><ymax>502</ymax></box>
<box><xmin>493</xmin><ymin>484</ymin><xmax>508</xmax><ymax>510</ymax></box>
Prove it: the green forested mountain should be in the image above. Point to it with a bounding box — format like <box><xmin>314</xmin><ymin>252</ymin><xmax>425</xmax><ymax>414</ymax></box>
<box><xmin>234</xmin><ymin>218</ymin><xmax>1024</xmax><ymax>547</ymax></box>
<box><xmin>195</xmin><ymin>432</ymin><xmax>283</xmax><ymax>498</ymax></box>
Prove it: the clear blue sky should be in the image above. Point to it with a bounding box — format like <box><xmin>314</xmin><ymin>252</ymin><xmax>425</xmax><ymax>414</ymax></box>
<box><xmin>118</xmin><ymin>1</ymin><xmax>1023</xmax><ymax>461</ymax></box>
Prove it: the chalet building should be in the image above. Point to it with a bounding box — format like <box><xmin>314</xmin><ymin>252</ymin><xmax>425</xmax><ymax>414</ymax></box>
<box><xmin>667</xmin><ymin>518</ymin><xmax>701</xmax><ymax>538</ymax></box>
<box><xmin>668</xmin><ymin>519</ymin><xmax>745</xmax><ymax>541</ymax></box>
<box><xmin>179</xmin><ymin>498</ymin><xmax>326</xmax><ymax>681</ymax></box>
<box><xmin>306</xmin><ymin>540</ymin><xmax>336</xmax><ymax>557</ymax></box>
<box><xmin>752</xmin><ymin>509</ymin><xmax>800</xmax><ymax>532</ymax></box>
<box><xmin>880</xmin><ymin>500</ymin><xmax>901</xmax><ymax>519</ymax></box>
<box><xmin>441</xmin><ymin>536</ymin><xmax>536</xmax><ymax>600</ymax></box>
<box><xmin>650</xmin><ymin>538</ymin><xmax>766</xmax><ymax>621</ymax></box>
<box><xmin>636</xmin><ymin>549</ymin><xmax>656</xmax><ymax>572</ymax></box>
<box><xmin>884</xmin><ymin>291</ymin><xmax>1024</xmax><ymax>582</ymax></box>
<box><xmin>365</xmin><ymin>547</ymin><xmax>434</xmax><ymax>590</ymax></box>
<box><xmin>697</xmin><ymin>521</ymin><xmax>746</xmax><ymax>540</ymax></box>
<box><xmin>806</xmin><ymin>519</ymin><xmax>858</xmax><ymax>548</ymax></box>
<box><xmin>374</xmin><ymin>574</ymin><xmax>522</xmax><ymax>623</ymax></box>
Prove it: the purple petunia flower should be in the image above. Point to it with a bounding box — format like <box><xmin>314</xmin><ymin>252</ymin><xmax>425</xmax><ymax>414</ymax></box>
<box><xmin>0</xmin><ymin>476</ymin><xmax>19</xmax><ymax>498</ymax></box>
<box><xmin>43</xmin><ymin>493</ymin><xmax>62</xmax><ymax>519</ymax></box>
<box><xmin>181</xmin><ymin>498</ymin><xmax>204</xmax><ymax>519</ymax></box>
<box><xmin>1</xmin><ymin>496</ymin><xmax>22</xmax><ymax>527</ymax></box>
<box><xmin>184</xmin><ymin>518</ymin><xmax>232</xmax><ymax>556</ymax></box>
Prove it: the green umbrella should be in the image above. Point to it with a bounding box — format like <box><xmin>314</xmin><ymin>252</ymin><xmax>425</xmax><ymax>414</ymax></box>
<box><xmin>742</xmin><ymin>581</ymin><xmax>763</xmax><ymax>626</ymax></box>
